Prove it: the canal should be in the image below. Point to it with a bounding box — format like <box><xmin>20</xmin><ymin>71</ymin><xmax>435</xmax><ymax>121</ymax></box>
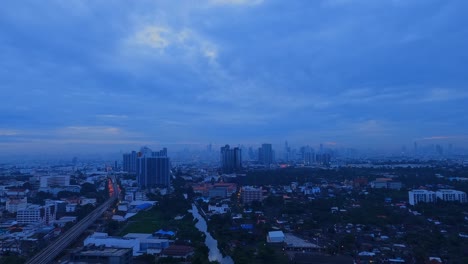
<box><xmin>189</xmin><ymin>204</ymin><xmax>234</xmax><ymax>264</ymax></box>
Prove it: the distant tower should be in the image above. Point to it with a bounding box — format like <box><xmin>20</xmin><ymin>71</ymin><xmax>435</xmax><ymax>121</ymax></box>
<box><xmin>284</xmin><ymin>141</ymin><xmax>291</xmax><ymax>161</ymax></box>
<box><xmin>436</xmin><ymin>145</ymin><xmax>443</xmax><ymax>156</ymax></box>
<box><xmin>248</xmin><ymin>147</ymin><xmax>256</xmax><ymax>161</ymax></box>
<box><xmin>258</xmin><ymin>143</ymin><xmax>274</xmax><ymax>166</ymax></box>
<box><xmin>220</xmin><ymin>145</ymin><xmax>242</xmax><ymax>173</ymax></box>
<box><xmin>300</xmin><ymin>145</ymin><xmax>315</xmax><ymax>165</ymax></box>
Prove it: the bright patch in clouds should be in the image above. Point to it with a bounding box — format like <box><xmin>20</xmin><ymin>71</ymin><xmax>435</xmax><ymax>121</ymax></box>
<box><xmin>127</xmin><ymin>25</ymin><xmax>218</xmax><ymax>61</ymax></box>
<box><xmin>134</xmin><ymin>26</ymin><xmax>171</xmax><ymax>49</ymax></box>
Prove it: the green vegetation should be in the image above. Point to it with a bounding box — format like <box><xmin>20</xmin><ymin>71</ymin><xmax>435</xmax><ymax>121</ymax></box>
<box><xmin>119</xmin><ymin>210</ymin><xmax>164</xmax><ymax>235</ymax></box>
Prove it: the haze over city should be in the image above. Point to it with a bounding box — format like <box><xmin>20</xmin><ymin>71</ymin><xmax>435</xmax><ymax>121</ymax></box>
<box><xmin>1</xmin><ymin>0</ymin><xmax>468</xmax><ymax>157</ymax></box>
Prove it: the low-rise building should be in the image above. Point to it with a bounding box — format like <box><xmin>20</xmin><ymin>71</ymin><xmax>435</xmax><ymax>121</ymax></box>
<box><xmin>6</xmin><ymin>197</ymin><xmax>28</xmax><ymax>213</ymax></box>
<box><xmin>408</xmin><ymin>190</ymin><xmax>436</xmax><ymax>205</ymax></box>
<box><xmin>208</xmin><ymin>203</ymin><xmax>229</xmax><ymax>214</ymax></box>
<box><xmin>267</xmin><ymin>231</ymin><xmax>285</xmax><ymax>243</ymax></box>
<box><xmin>81</xmin><ymin>198</ymin><xmax>97</xmax><ymax>206</ymax></box>
<box><xmin>241</xmin><ymin>186</ymin><xmax>263</xmax><ymax>204</ymax></box>
<box><xmin>84</xmin><ymin>232</ymin><xmax>172</xmax><ymax>256</ymax></box>
<box><xmin>16</xmin><ymin>204</ymin><xmax>56</xmax><ymax>225</ymax></box>
<box><xmin>436</xmin><ymin>189</ymin><xmax>467</xmax><ymax>203</ymax></box>
<box><xmin>69</xmin><ymin>246</ymin><xmax>133</xmax><ymax>264</ymax></box>
<box><xmin>160</xmin><ymin>245</ymin><xmax>194</xmax><ymax>259</ymax></box>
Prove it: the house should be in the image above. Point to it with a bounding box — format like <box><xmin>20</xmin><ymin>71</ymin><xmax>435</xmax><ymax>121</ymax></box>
<box><xmin>160</xmin><ymin>245</ymin><xmax>194</xmax><ymax>258</ymax></box>
<box><xmin>81</xmin><ymin>198</ymin><xmax>97</xmax><ymax>206</ymax></box>
<box><xmin>267</xmin><ymin>231</ymin><xmax>285</xmax><ymax>243</ymax></box>
<box><xmin>66</xmin><ymin>203</ymin><xmax>77</xmax><ymax>212</ymax></box>
<box><xmin>208</xmin><ymin>203</ymin><xmax>229</xmax><ymax>214</ymax></box>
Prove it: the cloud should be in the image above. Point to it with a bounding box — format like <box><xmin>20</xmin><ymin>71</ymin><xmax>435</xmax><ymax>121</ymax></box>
<box><xmin>126</xmin><ymin>25</ymin><xmax>217</xmax><ymax>58</ymax></box>
<box><xmin>420</xmin><ymin>88</ymin><xmax>468</xmax><ymax>102</ymax></box>
<box><xmin>355</xmin><ymin>120</ymin><xmax>392</xmax><ymax>136</ymax></box>
<box><xmin>420</xmin><ymin>135</ymin><xmax>468</xmax><ymax>141</ymax></box>
<box><xmin>134</xmin><ymin>26</ymin><xmax>171</xmax><ymax>49</ymax></box>
<box><xmin>96</xmin><ymin>114</ymin><xmax>129</xmax><ymax>119</ymax></box>
<box><xmin>0</xmin><ymin>0</ymin><xmax>468</xmax><ymax>155</ymax></box>
<box><xmin>0</xmin><ymin>129</ymin><xmax>19</xmax><ymax>136</ymax></box>
<box><xmin>209</xmin><ymin>0</ymin><xmax>264</xmax><ymax>6</ymax></box>
<box><xmin>58</xmin><ymin>126</ymin><xmax>122</xmax><ymax>137</ymax></box>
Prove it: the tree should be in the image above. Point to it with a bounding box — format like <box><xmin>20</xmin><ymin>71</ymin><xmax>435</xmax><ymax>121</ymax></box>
<box><xmin>57</xmin><ymin>191</ymin><xmax>77</xmax><ymax>199</ymax></box>
<box><xmin>77</xmin><ymin>204</ymin><xmax>95</xmax><ymax>220</ymax></box>
<box><xmin>80</xmin><ymin>182</ymin><xmax>96</xmax><ymax>196</ymax></box>
<box><xmin>29</xmin><ymin>191</ymin><xmax>53</xmax><ymax>205</ymax></box>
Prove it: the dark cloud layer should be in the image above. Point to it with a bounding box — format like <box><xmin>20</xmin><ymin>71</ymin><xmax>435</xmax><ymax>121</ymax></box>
<box><xmin>0</xmin><ymin>0</ymin><xmax>467</xmax><ymax>155</ymax></box>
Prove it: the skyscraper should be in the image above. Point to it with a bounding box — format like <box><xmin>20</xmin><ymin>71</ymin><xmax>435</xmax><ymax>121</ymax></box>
<box><xmin>123</xmin><ymin>151</ymin><xmax>137</xmax><ymax>173</ymax></box>
<box><xmin>220</xmin><ymin>144</ymin><xmax>242</xmax><ymax>173</ymax></box>
<box><xmin>136</xmin><ymin>147</ymin><xmax>170</xmax><ymax>188</ymax></box>
<box><xmin>300</xmin><ymin>145</ymin><xmax>315</xmax><ymax>165</ymax></box>
<box><xmin>258</xmin><ymin>143</ymin><xmax>274</xmax><ymax>166</ymax></box>
<box><xmin>284</xmin><ymin>141</ymin><xmax>291</xmax><ymax>161</ymax></box>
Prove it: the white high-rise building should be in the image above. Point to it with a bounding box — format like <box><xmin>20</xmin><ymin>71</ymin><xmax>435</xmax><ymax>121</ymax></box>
<box><xmin>408</xmin><ymin>190</ymin><xmax>436</xmax><ymax>205</ymax></box>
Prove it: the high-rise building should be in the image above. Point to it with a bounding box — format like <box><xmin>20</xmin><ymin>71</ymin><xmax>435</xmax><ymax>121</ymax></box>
<box><xmin>248</xmin><ymin>147</ymin><xmax>256</xmax><ymax>161</ymax></box>
<box><xmin>304</xmin><ymin>151</ymin><xmax>315</xmax><ymax>165</ymax></box>
<box><xmin>258</xmin><ymin>143</ymin><xmax>274</xmax><ymax>166</ymax></box>
<box><xmin>123</xmin><ymin>151</ymin><xmax>137</xmax><ymax>173</ymax></box>
<box><xmin>284</xmin><ymin>141</ymin><xmax>291</xmax><ymax>162</ymax></box>
<box><xmin>136</xmin><ymin>147</ymin><xmax>170</xmax><ymax>188</ymax></box>
<box><xmin>153</xmin><ymin>147</ymin><xmax>167</xmax><ymax>157</ymax></box>
<box><xmin>220</xmin><ymin>144</ymin><xmax>242</xmax><ymax>174</ymax></box>
<box><xmin>300</xmin><ymin>145</ymin><xmax>315</xmax><ymax>165</ymax></box>
<box><xmin>316</xmin><ymin>153</ymin><xmax>331</xmax><ymax>166</ymax></box>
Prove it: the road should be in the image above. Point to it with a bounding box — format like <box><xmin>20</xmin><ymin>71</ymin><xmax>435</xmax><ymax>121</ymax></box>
<box><xmin>26</xmin><ymin>176</ymin><xmax>119</xmax><ymax>264</ymax></box>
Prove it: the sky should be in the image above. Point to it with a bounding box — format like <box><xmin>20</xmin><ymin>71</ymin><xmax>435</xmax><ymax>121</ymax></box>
<box><xmin>1</xmin><ymin>0</ymin><xmax>468</xmax><ymax>156</ymax></box>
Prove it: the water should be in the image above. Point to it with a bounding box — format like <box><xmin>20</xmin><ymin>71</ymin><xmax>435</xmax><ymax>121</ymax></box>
<box><xmin>189</xmin><ymin>204</ymin><xmax>234</xmax><ymax>264</ymax></box>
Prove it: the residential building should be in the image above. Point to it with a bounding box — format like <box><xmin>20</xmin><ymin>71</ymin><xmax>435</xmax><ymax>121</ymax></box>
<box><xmin>241</xmin><ymin>186</ymin><xmax>263</xmax><ymax>204</ymax></box>
<box><xmin>6</xmin><ymin>197</ymin><xmax>28</xmax><ymax>213</ymax></box>
<box><xmin>123</xmin><ymin>151</ymin><xmax>138</xmax><ymax>173</ymax></box>
<box><xmin>160</xmin><ymin>245</ymin><xmax>194</xmax><ymax>259</ymax></box>
<box><xmin>220</xmin><ymin>144</ymin><xmax>242</xmax><ymax>173</ymax></box>
<box><xmin>436</xmin><ymin>189</ymin><xmax>467</xmax><ymax>203</ymax></box>
<box><xmin>192</xmin><ymin>183</ymin><xmax>237</xmax><ymax>198</ymax></box>
<box><xmin>208</xmin><ymin>203</ymin><xmax>230</xmax><ymax>214</ymax></box>
<box><xmin>40</xmin><ymin>175</ymin><xmax>70</xmax><ymax>188</ymax></box>
<box><xmin>136</xmin><ymin>147</ymin><xmax>170</xmax><ymax>188</ymax></box>
<box><xmin>17</xmin><ymin>204</ymin><xmax>56</xmax><ymax>225</ymax></box>
<box><xmin>408</xmin><ymin>190</ymin><xmax>436</xmax><ymax>205</ymax></box>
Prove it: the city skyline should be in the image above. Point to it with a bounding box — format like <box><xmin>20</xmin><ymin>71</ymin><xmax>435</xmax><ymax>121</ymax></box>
<box><xmin>1</xmin><ymin>0</ymin><xmax>468</xmax><ymax>156</ymax></box>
